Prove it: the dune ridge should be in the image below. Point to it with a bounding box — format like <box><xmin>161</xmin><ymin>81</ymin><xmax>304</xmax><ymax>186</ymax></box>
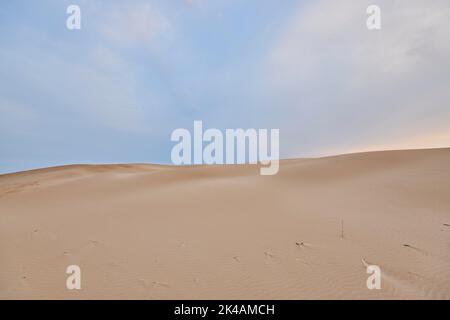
<box><xmin>1</xmin><ymin>148</ymin><xmax>449</xmax><ymax>299</ymax></box>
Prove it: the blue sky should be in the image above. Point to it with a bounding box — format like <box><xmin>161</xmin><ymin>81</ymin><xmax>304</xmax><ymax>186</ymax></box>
<box><xmin>1</xmin><ymin>0</ymin><xmax>449</xmax><ymax>173</ymax></box>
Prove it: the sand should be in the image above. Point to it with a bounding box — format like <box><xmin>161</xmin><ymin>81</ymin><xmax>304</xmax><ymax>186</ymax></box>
<box><xmin>0</xmin><ymin>148</ymin><xmax>449</xmax><ymax>299</ymax></box>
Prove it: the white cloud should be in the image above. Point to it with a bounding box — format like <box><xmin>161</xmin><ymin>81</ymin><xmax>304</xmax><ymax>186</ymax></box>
<box><xmin>262</xmin><ymin>0</ymin><xmax>450</xmax><ymax>156</ymax></box>
<box><xmin>98</xmin><ymin>3</ymin><xmax>171</xmax><ymax>51</ymax></box>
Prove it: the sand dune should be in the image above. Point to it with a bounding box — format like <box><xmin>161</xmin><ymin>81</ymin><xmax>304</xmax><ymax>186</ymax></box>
<box><xmin>1</xmin><ymin>148</ymin><xmax>449</xmax><ymax>299</ymax></box>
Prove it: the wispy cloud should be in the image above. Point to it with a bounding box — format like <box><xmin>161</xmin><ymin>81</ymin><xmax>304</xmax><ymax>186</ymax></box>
<box><xmin>260</xmin><ymin>0</ymin><xmax>450</xmax><ymax>156</ymax></box>
<box><xmin>0</xmin><ymin>0</ymin><xmax>449</xmax><ymax>173</ymax></box>
<box><xmin>97</xmin><ymin>2</ymin><xmax>171</xmax><ymax>50</ymax></box>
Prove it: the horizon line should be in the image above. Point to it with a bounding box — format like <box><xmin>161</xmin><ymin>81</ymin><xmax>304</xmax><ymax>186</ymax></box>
<box><xmin>2</xmin><ymin>146</ymin><xmax>449</xmax><ymax>177</ymax></box>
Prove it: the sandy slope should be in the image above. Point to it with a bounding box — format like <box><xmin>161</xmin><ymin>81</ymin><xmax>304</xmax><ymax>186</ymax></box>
<box><xmin>0</xmin><ymin>148</ymin><xmax>449</xmax><ymax>299</ymax></box>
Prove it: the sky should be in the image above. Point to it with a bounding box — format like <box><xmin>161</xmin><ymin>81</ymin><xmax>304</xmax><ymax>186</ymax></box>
<box><xmin>1</xmin><ymin>0</ymin><xmax>449</xmax><ymax>173</ymax></box>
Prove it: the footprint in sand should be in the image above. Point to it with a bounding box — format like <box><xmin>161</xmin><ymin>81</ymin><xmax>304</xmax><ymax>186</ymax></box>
<box><xmin>138</xmin><ymin>279</ymin><xmax>171</xmax><ymax>289</ymax></box>
<box><xmin>152</xmin><ymin>281</ymin><xmax>171</xmax><ymax>288</ymax></box>
<box><xmin>295</xmin><ymin>241</ymin><xmax>312</xmax><ymax>248</ymax></box>
<box><xmin>20</xmin><ymin>275</ymin><xmax>29</xmax><ymax>287</ymax></box>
